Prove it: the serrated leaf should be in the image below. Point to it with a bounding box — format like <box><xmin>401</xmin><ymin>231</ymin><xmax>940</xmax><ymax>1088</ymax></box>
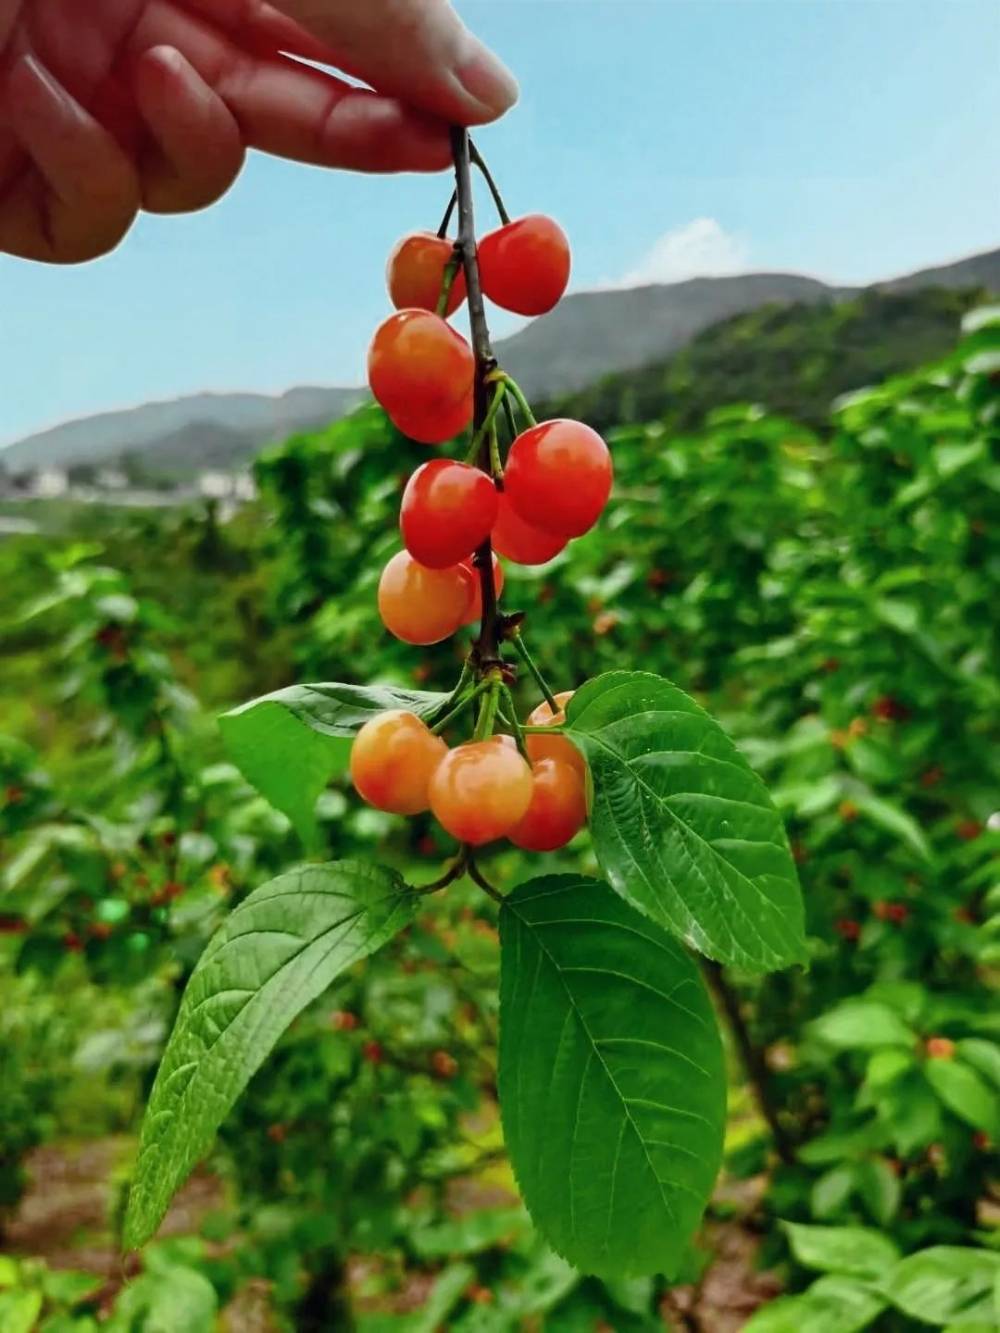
<box><xmin>124</xmin><ymin>861</ymin><xmax>417</xmax><ymax>1248</ymax></box>
<box><xmin>924</xmin><ymin>1060</ymin><xmax>1000</xmax><ymax>1136</ymax></box>
<box><xmin>884</xmin><ymin>1247</ymin><xmax>1000</xmax><ymax>1326</ymax></box>
<box><xmin>781</xmin><ymin>1221</ymin><xmax>901</xmax><ymax>1279</ymax></box>
<box><xmin>498</xmin><ymin>875</ymin><xmax>725</xmax><ymax>1279</ymax></box>
<box><xmin>810</xmin><ymin>1001</ymin><xmax>916</xmax><ymax>1051</ymax></box>
<box><xmin>219</xmin><ymin>682</ymin><xmax>449</xmax><ymax>844</ymax></box>
<box><xmin>743</xmin><ymin>1275</ymin><xmax>885</xmax><ymax>1333</ymax></box>
<box><xmin>564</xmin><ymin>672</ymin><xmax>804</xmax><ymax>971</ymax></box>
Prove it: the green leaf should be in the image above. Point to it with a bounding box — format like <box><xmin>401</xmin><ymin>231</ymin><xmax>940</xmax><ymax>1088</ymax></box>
<box><xmin>106</xmin><ymin>1266</ymin><xmax>217</xmax><ymax>1333</ymax></box>
<box><xmin>0</xmin><ymin>1290</ymin><xmax>43</xmax><ymax>1333</ymax></box>
<box><xmin>924</xmin><ymin>1060</ymin><xmax>1000</xmax><ymax>1136</ymax></box>
<box><xmin>219</xmin><ymin>682</ymin><xmax>449</xmax><ymax>844</ymax></box>
<box><xmin>781</xmin><ymin>1221</ymin><xmax>901</xmax><ymax>1279</ymax></box>
<box><xmin>957</xmin><ymin>1039</ymin><xmax>1000</xmax><ymax>1090</ymax></box>
<box><xmin>884</xmin><ymin>1247</ymin><xmax>1000</xmax><ymax>1326</ymax></box>
<box><xmin>855</xmin><ymin>1157</ymin><xmax>901</xmax><ymax>1227</ymax></box>
<box><xmin>743</xmin><ymin>1276</ymin><xmax>885</xmax><ymax>1333</ymax></box>
<box><xmin>810</xmin><ymin>1001</ymin><xmax>916</xmax><ymax>1051</ymax></box>
<box><xmin>851</xmin><ymin>791</ymin><xmax>932</xmax><ymax>861</ymax></box>
<box><xmin>564</xmin><ymin>672</ymin><xmax>805</xmax><ymax>971</ymax></box>
<box><xmin>356</xmin><ymin>1263</ymin><xmax>475</xmax><ymax>1333</ymax></box>
<box><xmin>498</xmin><ymin>874</ymin><xmax>725</xmax><ymax>1279</ymax></box>
<box><xmin>124</xmin><ymin>861</ymin><xmax>417</xmax><ymax>1248</ymax></box>
<box><xmin>810</xmin><ymin>1164</ymin><xmax>856</xmax><ymax>1220</ymax></box>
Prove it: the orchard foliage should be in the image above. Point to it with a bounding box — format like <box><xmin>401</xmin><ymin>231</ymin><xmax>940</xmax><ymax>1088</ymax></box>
<box><xmin>126</xmin><ymin>131</ymin><xmax>805</xmax><ymax>1278</ymax></box>
<box><xmin>1</xmin><ymin>203</ymin><xmax>998</xmax><ymax>1322</ymax></box>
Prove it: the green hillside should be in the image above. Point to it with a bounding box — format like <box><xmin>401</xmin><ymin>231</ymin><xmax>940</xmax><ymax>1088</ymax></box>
<box><xmin>544</xmin><ymin>286</ymin><xmax>984</xmax><ymax>433</ymax></box>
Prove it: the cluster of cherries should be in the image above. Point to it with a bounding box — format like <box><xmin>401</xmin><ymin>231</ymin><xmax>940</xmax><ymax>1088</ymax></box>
<box><xmin>350</xmin><ymin>199</ymin><xmax>611</xmax><ymax>854</ymax></box>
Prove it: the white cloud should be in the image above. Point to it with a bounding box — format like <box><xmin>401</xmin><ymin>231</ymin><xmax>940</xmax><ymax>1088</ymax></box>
<box><xmin>618</xmin><ymin>218</ymin><xmax>750</xmax><ymax>288</ymax></box>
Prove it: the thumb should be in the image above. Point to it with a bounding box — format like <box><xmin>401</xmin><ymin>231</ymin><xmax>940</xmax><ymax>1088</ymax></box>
<box><xmin>270</xmin><ymin>0</ymin><xmax>518</xmax><ymax>125</ymax></box>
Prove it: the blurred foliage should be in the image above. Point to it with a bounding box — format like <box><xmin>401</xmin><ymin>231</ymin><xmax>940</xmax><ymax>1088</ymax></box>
<box><xmin>0</xmin><ymin>302</ymin><xmax>998</xmax><ymax>1327</ymax></box>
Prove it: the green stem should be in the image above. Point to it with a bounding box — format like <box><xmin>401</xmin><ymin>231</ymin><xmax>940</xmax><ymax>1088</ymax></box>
<box><xmin>488</xmin><ymin>425</ymin><xmax>503</xmax><ymax>480</ymax></box>
<box><xmin>501</xmin><ymin>376</ymin><xmax>538</xmax><ymax>429</ymax></box>
<box><xmin>473</xmin><ymin>678</ymin><xmax>502</xmax><ymax>742</ymax></box>
<box><xmin>431</xmin><ymin>679</ymin><xmax>491</xmax><ymax>735</ymax></box>
<box><xmin>464</xmin><ymin>380</ymin><xmax>507</xmax><ymax>464</ymax></box>
<box><xmin>467</xmin><ymin>856</ymin><xmax>505</xmax><ymax>904</ymax></box>
<box><xmin>436</xmin><ymin>189</ymin><xmax>458</xmax><ymax>238</ymax></box>
<box><xmin>500</xmin><ymin>686</ymin><xmax>530</xmax><ymax>760</ymax></box>
<box><xmin>413</xmin><ymin>847</ymin><xmax>469</xmax><ymax>895</ymax></box>
<box><xmin>510</xmin><ymin>633</ymin><xmax>558</xmax><ymax>712</ymax></box>
<box><xmin>435</xmin><ymin>250</ymin><xmax>462</xmax><ymax>317</ymax></box>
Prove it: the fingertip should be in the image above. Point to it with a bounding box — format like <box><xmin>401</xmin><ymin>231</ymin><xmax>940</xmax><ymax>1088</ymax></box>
<box><xmin>453</xmin><ymin>42</ymin><xmax>519</xmax><ymax>124</ymax></box>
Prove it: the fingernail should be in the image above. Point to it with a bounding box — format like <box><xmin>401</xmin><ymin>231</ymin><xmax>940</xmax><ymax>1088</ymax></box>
<box><xmin>455</xmin><ymin>40</ymin><xmax>519</xmax><ymax>118</ymax></box>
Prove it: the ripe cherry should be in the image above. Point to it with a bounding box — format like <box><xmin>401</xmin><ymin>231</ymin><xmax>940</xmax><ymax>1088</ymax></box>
<box><xmin>491</xmin><ymin>491</ymin><xmax>567</xmax><ymax>565</ymax></box>
<box><xmin>925</xmin><ymin>1036</ymin><xmax>956</xmax><ymax>1060</ymax></box>
<box><xmin>477</xmin><ymin>214</ymin><xmax>571</xmax><ymax>316</ymax></box>
<box><xmin>350</xmin><ymin>710</ymin><xmax>447</xmax><ymax>815</ymax></box>
<box><xmin>401</xmin><ymin>460</ymin><xmax>499</xmax><ymax>569</ymax></box>
<box><xmin>509</xmin><ymin>757</ymin><xmax>587</xmax><ymax>851</ymax></box>
<box><xmin>461</xmin><ymin>553</ymin><xmax>505</xmax><ymax>624</ymax></box>
<box><xmin>392</xmin><ymin>392</ymin><xmax>473</xmax><ymax>445</ymax></box>
<box><xmin>504</xmin><ymin>420</ymin><xmax>612</xmax><ymax>538</ymax></box>
<box><xmin>429</xmin><ymin>736</ymin><xmax>533</xmax><ymax>845</ymax></box>
<box><xmin>378</xmin><ymin>552</ymin><xmax>473</xmax><ymax>645</ymax></box>
<box><xmin>368</xmin><ymin>311</ymin><xmax>474</xmax><ymax>444</ymax></box>
<box><xmin>387</xmin><ymin>232</ymin><xmax>466</xmax><ymax>316</ymax></box>
<box><xmin>525</xmin><ymin>691</ymin><xmax>586</xmax><ymax>779</ymax></box>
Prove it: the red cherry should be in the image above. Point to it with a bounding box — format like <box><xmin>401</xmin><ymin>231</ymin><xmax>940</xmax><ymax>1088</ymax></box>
<box><xmin>378</xmin><ymin>551</ymin><xmax>474</xmax><ymax>645</ymax></box>
<box><xmin>504</xmin><ymin>420</ymin><xmax>612</xmax><ymax>538</ymax></box>
<box><xmin>460</xmin><ymin>553</ymin><xmax>505</xmax><ymax>624</ymax></box>
<box><xmin>477</xmin><ymin>215</ymin><xmax>571</xmax><ymax>316</ymax></box>
<box><xmin>350</xmin><ymin>710</ymin><xmax>447</xmax><ymax>815</ymax></box>
<box><xmin>401</xmin><ymin>461</ymin><xmax>499</xmax><ymax>569</ymax></box>
<box><xmin>391</xmin><ymin>393</ymin><xmax>474</xmax><ymax>445</ymax></box>
<box><xmin>368</xmin><ymin>311</ymin><xmax>474</xmax><ymax>442</ymax></box>
<box><xmin>491</xmin><ymin>491</ymin><xmax>567</xmax><ymax>565</ymax></box>
<box><xmin>509</xmin><ymin>757</ymin><xmax>588</xmax><ymax>851</ymax></box>
<box><xmin>387</xmin><ymin>232</ymin><xmax>466</xmax><ymax>316</ymax></box>
<box><xmin>429</xmin><ymin>736</ymin><xmax>533</xmax><ymax>845</ymax></box>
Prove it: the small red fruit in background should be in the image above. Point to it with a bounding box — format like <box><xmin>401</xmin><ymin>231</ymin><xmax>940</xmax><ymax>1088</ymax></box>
<box><xmin>956</xmin><ymin>819</ymin><xmax>983</xmax><ymax>841</ymax></box>
<box><xmin>431</xmin><ymin>1050</ymin><xmax>459</xmax><ymax>1079</ymax></box>
<box><xmin>925</xmin><ymin>1037</ymin><xmax>955</xmax><ymax>1060</ymax></box>
<box><xmin>401</xmin><ymin>460</ymin><xmax>498</xmax><ymax>568</ymax></box>
<box><xmin>378</xmin><ymin>551</ymin><xmax>474</xmax><ymax>645</ymax></box>
<box><xmin>477</xmin><ymin>214</ymin><xmax>571</xmax><ymax>316</ymax></box>
<box><xmin>368</xmin><ymin>311</ymin><xmax>474</xmax><ymax>444</ymax></box>
<box><xmin>509</xmin><ymin>757</ymin><xmax>588</xmax><ymax>851</ymax></box>
<box><xmin>504</xmin><ymin>420</ymin><xmax>612</xmax><ymax>538</ymax></box>
<box><xmin>387</xmin><ymin>232</ymin><xmax>466</xmax><ymax>316</ymax></box>
<box><xmin>461</xmin><ymin>554</ymin><xmax>505</xmax><ymax>624</ymax></box>
<box><xmin>331</xmin><ymin>1010</ymin><xmax>359</xmax><ymax>1032</ymax></box>
<box><xmin>491</xmin><ymin>492</ymin><xmax>567</xmax><ymax>565</ymax></box>
<box><xmin>429</xmin><ymin>736</ymin><xmax>533</xmax><ymax>845</ymax></box>
<box><xmin>350</xmin><ymin>710</ymin><xmax>447</xmax><ymax>815</ymax></box>
<box><xmin>835</xmin><ymin>918</ymin><xmax>861</xmax><ymax>942</ymax></box>
<box><xmin>525</xmin><ymin>692</ymin><xmax>586</xmax><ymax>779</ymax></box>
<box><xmin>363</xmin><ymin>1041</ymin><xmax>384</xmax><ymax>1064</ymax></box>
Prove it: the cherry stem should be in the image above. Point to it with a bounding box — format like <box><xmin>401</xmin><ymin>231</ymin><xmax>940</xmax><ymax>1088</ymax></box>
<box><xmin>500</xmin><ymin>686</ymin><xmax>530</xmax><ymax>759</ymax></box>
<box><xmin>468</xmin><ymin>139</ymin><xmax>512</xmax><ymax>226</ymax></box>
<box><xmin>501</xmin><ymin>375</ymin><xmax>538</xmax><ymax>430</ymax></box>
<box><xmin>414</xmin><ymin>846</ymin><xmax>469</xmax><ymax>895</ymax></box>
<box><xmin>437</xmin><ymin>189</ymin><xmax>458</xmax><ymax>238</ymax></box>
<box><xmin>451</xmin><ymin>125</ymin><xmax>502</xmax><ymax>670</ymax></box>
<box><xmin>464</xmin><ymin>379</ymin><xmax>508</xmax><ymax>463</ymax></box>
<box><xmin>430</xmin><ymin>679</ymin><xmax>492</xmax><ymax>735</ymax></box>
<box><xmin>473</xmin><ymin>676</ymin><xmax>502</xmax><ymax>742</ymax></box>
<box><xmin>466</xmin><ymin>856</ymin><xmax>505</xmax><ymax>903</ymax></box>
<box><xmin>435</xmin><ymin>250</ymin><xmax>462</xmax><ymax>317</ymax></box>
<box><xmin>510</xmin><ymin>632</ymin><xmax>559</xmax><ymax>712</ymax></box>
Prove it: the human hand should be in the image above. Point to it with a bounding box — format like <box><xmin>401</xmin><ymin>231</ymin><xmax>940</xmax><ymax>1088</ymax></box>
<box><xmin>0</xmin><ymin>0</ymin><xmax>517</xmax><ymax>263</ymax></box>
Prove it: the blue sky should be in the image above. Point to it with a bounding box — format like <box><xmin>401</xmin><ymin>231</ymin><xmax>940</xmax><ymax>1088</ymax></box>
<box><xmin>2</xmin><ymin>0</ymin><xmax>998</xmax><ymax>446</ymax></box>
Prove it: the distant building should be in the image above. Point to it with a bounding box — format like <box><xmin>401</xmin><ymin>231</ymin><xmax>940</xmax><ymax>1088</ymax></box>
<box><xmin>95</xmin><ymin>467</ymin><xmax>129</xmax><ymax>490</ymax></box>
<box><xmin>198</xmin><ymin>471</ymin><xmax>234</xmax><ymax>499</ymax></box>
<box><xmin>33</xmin><ymin>467</ymin><xmax>70</xmax><ymax>498</ymax></box>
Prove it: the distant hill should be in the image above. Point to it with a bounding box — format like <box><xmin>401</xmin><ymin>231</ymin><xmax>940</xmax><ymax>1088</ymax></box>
<box><xmin>541</xmin><ymin>286</ymin><xmax>985</xmax><ymax>436</ymax></box>
<box><xmin>1</xmin><ymin>386</ymin><xmax>365</xmax><ymax>477</ymax></box>
<box><xmin>2</xmin><ymin>246</ymin><xmax>997</xmax><ymax>478</ymax></box>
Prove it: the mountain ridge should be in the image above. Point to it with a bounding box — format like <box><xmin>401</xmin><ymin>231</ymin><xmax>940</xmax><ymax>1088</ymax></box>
<box><xmin>3</xmin><ymin>245</ymin><xmax>997</xmax><ymax>477</ymax></box>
